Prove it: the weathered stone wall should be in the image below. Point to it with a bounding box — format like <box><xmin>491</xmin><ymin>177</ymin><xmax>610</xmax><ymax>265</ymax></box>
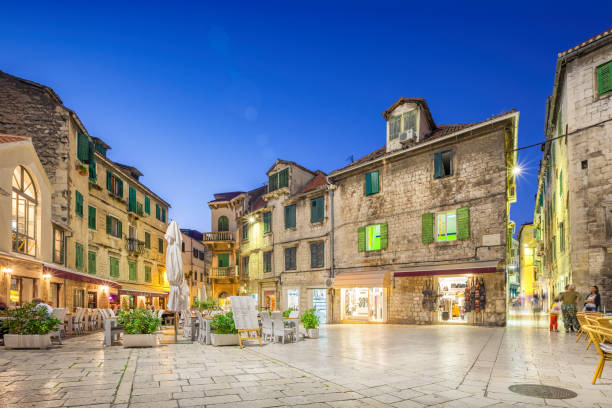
<box><xmin>563</xmin><ymin>41</ymin><xmax>612</xmax><ymax>311</ymax></box>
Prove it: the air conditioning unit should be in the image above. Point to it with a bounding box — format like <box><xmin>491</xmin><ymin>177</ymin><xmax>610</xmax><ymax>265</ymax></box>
<box><xmin>399</xmin><ymin>129</ymin><xmax>415</xmax><ymax>142</ymax></box>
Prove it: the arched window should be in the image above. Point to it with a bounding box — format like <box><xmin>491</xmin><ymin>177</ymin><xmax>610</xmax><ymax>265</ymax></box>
<box><xmin>218</xmin><ymin>216</ymin><xmax>229</xmax><ymax>232</ymax></box>
<box><xmin>11</xmin><ymin>166</ymin><xmax>37</xmax><ymax>256</ymax></box>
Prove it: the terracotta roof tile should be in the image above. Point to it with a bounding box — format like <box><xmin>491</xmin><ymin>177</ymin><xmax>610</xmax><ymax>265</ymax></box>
<box><xmin>247</xmin><ymin>185</ymin><xmax>268</xmax><ymax>212</ymax></box>
<box><xmin>558</xmin><ymin>27</ymin><xmax>612</xmax><ymax>58</ymax></box>
<box><xmin>298</xmin><ymin>170</ymin><xmax>329</xmax><ymax>194</ymax></box>
<box><xmin>0</xmin><ymin>135</ymin><xmax>29</xmax><ymax>144</ymax></box>
<box><xmin>210</xmin><ymin>191</ymin><xmax>244</xmax><ymax>203</ymax></box>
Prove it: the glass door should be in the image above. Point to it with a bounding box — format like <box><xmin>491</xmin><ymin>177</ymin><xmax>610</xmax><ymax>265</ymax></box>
<box><xmin>312</xmin><ymin>289</ymin><xmax>327</xmax><ymax>324</ymax></box>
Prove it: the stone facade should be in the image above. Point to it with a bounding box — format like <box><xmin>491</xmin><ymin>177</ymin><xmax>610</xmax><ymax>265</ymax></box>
<box><xmin>535</xmin><ymin>30</ymin><xmax>612</xmax><ymax>312</ymax></box>
<box><xmin>181</xmin><ymin>229</ymin><xmax>210</xmax><ymax>303</ymax></box>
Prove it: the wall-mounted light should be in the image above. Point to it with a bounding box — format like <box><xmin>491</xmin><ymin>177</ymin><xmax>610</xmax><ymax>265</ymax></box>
<box><xmin>248</xmin><ymin>216</ymin><xmax>255</xmax><ymax>223</ymax></box>
<box><xmin>1</xmin><ymin>267</ymin><xmax>13</xmax><ymax>274</ymax></box>
<box><xmin>100</xmin><ymin>285</ymin><xmax>109</xmax><ymax>293</ymax></box>
<box><xmin>42</xmin><ymin>273</ymin><xmax>52</xmax><ymax>279</ymax></box>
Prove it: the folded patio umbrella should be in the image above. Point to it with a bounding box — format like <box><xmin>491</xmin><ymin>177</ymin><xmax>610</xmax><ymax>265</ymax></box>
<box><xmin>165</xmin><ymin>220</ymin><xmax>189</xmax><ymax>313</ymax></box>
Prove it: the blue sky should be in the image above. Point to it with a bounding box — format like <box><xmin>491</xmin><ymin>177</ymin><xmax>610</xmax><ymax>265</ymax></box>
<box><xmin>1</xmin><ymin>1</ymin><xmax>610</xmax><ymax>232</ymax></box>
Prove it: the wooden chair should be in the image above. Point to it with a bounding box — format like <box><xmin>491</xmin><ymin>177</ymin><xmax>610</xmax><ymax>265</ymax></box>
<box><xmin>583</xmin><ymin>325</ymin><xmax>612</xmax><ymax>384</ymax></box>
<box><xmin>576</xmin><ymin>314</ymin><xmax>589</xmax><ymax>342</ymax></box>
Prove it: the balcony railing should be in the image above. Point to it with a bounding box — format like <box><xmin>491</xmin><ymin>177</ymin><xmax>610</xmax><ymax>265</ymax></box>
<box><xmin>209</xmin><ymin>266</ymin><xmax>238</xmax><ymax>278</ymax></box>
<box><xmin>125</xmin><ymin>237</ymin><xmax>145</xmax><ymax>254</ymax></box>
<box><xmin>203</xmin><ymin>231</ymin><xmax>234</xmax><ymax>242</ymax></box>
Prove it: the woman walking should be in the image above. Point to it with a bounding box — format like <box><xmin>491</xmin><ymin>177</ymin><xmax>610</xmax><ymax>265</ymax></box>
<box><xmin>560</xmin><ymin>285</ymin><xmax>581</xmax><ymax>333</ymax></box>
<box><xmin>583</xmin><ymin>286</ymin><xmax>601</xmax><ymax>312</ymax></box>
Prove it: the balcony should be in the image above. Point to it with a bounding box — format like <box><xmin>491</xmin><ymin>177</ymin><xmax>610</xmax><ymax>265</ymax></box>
<box><xmin>209</xmin><ymin>266</ymin><xmax>238</xmax><ymax>279</ymax></box>
<box><xmin>203</xmin><ymin>232</ymin><xmax>234</xmax><ymax>242</ymax></box>
<box><xmin>125</xmin><ymin>237</ymin><xmax>145</xmax><ymax>254</ymax></box>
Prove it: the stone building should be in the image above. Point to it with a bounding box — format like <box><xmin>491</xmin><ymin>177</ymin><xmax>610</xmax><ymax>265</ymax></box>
<box><xmin>518</xmin><ymin>223</ymin><xmax>538</xmax><ymax>306</ymax></box>
<box><xmin>181</xmin><ymin>229</ymin><xmax>210</xmax><ymax>304</ymax></box>
<box><xmin>534</xmin><ymin>28</ymin><xmax>612</xmax><ymax>311</ymax></box>
<box><xmin>328</xmin><ymin>98</ymin><xmax>518</xmax><ymax>326</ymax></box>
<box><xmin>0</xmin><ymin>71</ymin><xmax>170</xmax><ymax>310</ymax></box>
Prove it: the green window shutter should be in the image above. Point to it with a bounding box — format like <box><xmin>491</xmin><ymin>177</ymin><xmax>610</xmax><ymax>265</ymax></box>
<box><xmin>365</xmin><ymin>172</ymin><xmax>372</xmax><ymax>195</ymax></box>
<box><xmin>457</xmin><ymin>207</ymin><xmax>470</xmax><ymax>240</ymax></box>
<box><xmin>285</xmin><ymin>205</ymin><xmax>296</xmax><ymax>228</ymax></box>
<box><xmin>117</xmin><ymin>178</ymin><xmax>124</xmax><ymax>198</ymax></box>
<box><xmin>380</xmin><ymin>223</ymin><xmax>388</xmax><ymax>249</ymax></box>
<box><xmin>559</xmin><ymin>171</ymin><xmax>563</xmax><ymax>197</ymax></box>
<box><xmin>218</xmin><ymin>253</ymin><xmax>229</xmax><ymax>267</ymax></box>
<box><xmin>75</xmin><ymin>243</ymin><xmax>83</xmax><ymax>270</ymax></box>
<box><xmin>75</xmin><ymin>190</ymin><xmax>83</xmax><ymax>217</ymax></box>
<box><xmin>106</xmin><ymin>171</ymin><xmax>112</xmax><ymax>191</ymax></box>
<box><xmin>129</xmin><ymin>262</ymin><xmax>137</xmax><ymax>280</ymax></box>
<box><xmin>88</xmin><ymin>206</ymin><xmax>96</xmax><ymax>229</ymax></box>
<box><xmin>77</xmin><ymin>132</ymin><xmax>89</xmax><ymax>162</ymax></box>
<box><xmin>422</xmin><ymin>213</ymin><xmax>434</xmax><ymax>244</ymax></box>
<box><xmin>358</xmin><ymin>226</ymin><xmax>366</xmax><ymax>252</ymax></box>
<box><xmin>145</xmin><ymin>232</ymin><xmax>151</xmax><ymax>249</ymax></box>
<box><xmin>263</xmin><ymin>212</ymin><xmax>271</xmax><ymax>233</ymax></box>
<box><xmin>106</xmin><ymin>215</ymin><xmax>112</xmax><ymax>234</ymax></box>
<box><xmin>433</xmin><ymin>153</ymin><xmax>443</xmax><ymax>179</ymax></box>
<box><xmin>110</xmin><ymin>257</ymin><xmax>119</xmax><ymax>278</ymax></box>
<box><xmin>88</xmin><ymin>251</ymin><xmax>96</xmax><ymax>275</ymax></box>
<box><xmin>279</xmin><ymin>169</ymin><xmax>289</xmax><ymax>188</ymax></box>
<box><xmin>311</xmin><ymin>196</ymin><xmax>324</xmax><ymax>223</ymax></box>
<box><xmin>144</xmin><ymin>196</ymin><xmax>150</xmax><ymax>214</ymax></box>
<box><xmin>117</xmin><ymin>220</ymin><xmax>122</xmax><ymax>238</ymax></box>
<box><xmin>161</xmin><ymin>208</ymin><xmax>166</xmax><ymax>222</ymax></box>
<box><xmin>597</xmin><ymin>61</ymin><xmax>612</xmax><ymax>95</ymax></box>
<box><xmin>366</xmin><ymin>171</ymin><xmax>380</xmax><ymax>195</ymax></box>
<box><xmin>145</xmin><ymin>266</ymin><xmax>151</xmax><ymax>282</ymax></box>
<box><xmin>269</xmin><ymin>173</ymin><xmax>279</xmax><ymax>192</ymax></box>
<box><xmin>156</xmin><ymin>204</ymin><xmax>160</xmax><ymax>220</ymax></box>
<box><xmin>128</xmin><ymin>186</ymin><xmax>136</xmax><ymax>212</ymax></box>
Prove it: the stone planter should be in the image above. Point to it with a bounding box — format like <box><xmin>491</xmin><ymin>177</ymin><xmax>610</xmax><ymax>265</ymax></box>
<box><xmin>306</xmin><ymin>328</ymin><xmax>319</xmax><ymax>339</ymax></box>
<box><xmin>122</xmin><ymin>333</ymin><xmax>157</xmax><ymax>348</ymax></box>
<box><xmin>4</xmin><ymin>334</ymin><xmax>52</xmax><ymax>349</ymax></box>
<box><xmin>210</xmin><ymin>333</ymin><xmax>239</xmax><ymax>346</ymax></box>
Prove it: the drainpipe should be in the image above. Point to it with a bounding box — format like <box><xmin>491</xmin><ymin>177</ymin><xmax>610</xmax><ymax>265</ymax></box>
<box><xmin>329</xmin><ymin>185</ymin><xmax>336</xmax><ymax>278</ymax></box>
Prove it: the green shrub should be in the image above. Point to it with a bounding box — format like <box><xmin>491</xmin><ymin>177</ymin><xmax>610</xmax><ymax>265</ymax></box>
<box><xmin>209</xmin><ymin>312</ymin><xmax>237</xmax><ymax>334</ymax></box>
<box><xmin>117</xmin><ymin>309</ymin><xmax>161</xmax><ymax>334</ymax></box>
<box><xmin>282</xmin><ymin>307</ymin><xmax>297</xmax><ymax>318</ymax></box>
<box><xmin>193</xmin><ymin>299</ymin><xmax>216</xmax><ymax>312</ymax></box>
<box><xmin>300</xmin><ymin>308</ymin><xmax>319</xmax><ymax>329</ymax></box>
<box><xmin>1</xmin><ymin>302</ymin><xmax>62</xmax><ymax>335</ymax></box>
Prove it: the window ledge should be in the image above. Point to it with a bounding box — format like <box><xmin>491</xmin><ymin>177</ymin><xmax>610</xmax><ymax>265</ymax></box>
<box><xmin>310</xmin><ymin>220</ymin><xmax>325</xmax><ymax>225</ymax></box>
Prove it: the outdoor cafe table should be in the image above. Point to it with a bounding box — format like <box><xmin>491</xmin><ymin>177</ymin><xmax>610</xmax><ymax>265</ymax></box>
<box><xmin>283</xmin><ymin>317</ymin><xmax>300</xmax><ymax>342</ymax></box>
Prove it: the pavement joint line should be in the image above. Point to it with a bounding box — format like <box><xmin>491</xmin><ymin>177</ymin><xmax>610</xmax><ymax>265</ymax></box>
<box><xmin>457</xmin><ymin>328</ymin><xmax>496</xmax><ymax>389</ymax></box>
<box><xmin>483</xmin><ymin>329</ymin><xmax>506</xmax><ymax>398</ymax></box>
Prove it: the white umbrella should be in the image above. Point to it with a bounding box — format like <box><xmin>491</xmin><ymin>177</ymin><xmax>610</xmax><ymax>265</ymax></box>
<box><xmin>165</xmin><ymin>220</ymin><xmax>189</xmax><ymax>312</ymax></box>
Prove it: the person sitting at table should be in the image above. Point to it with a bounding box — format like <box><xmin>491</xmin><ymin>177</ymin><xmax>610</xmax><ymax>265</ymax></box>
<box><xmin>32</xmin><ymin>298</ymin><xmax>53</xmax><ymax>315</ymax></box>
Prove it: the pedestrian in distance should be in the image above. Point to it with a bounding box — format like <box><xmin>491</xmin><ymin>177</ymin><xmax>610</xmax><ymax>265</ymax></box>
<box><xmin>560</xmin><ymin>285</ymin><xmax>581</xmax><ymax>333</ymax></box>
<box><xmin>550</xmin><ymin>296</ymin><xmax>561</xmax><ymax>332</ymax></box>
<box><xmin>583</xmin><ymin>286</ymin><xmax>601</xmax><ymax>312</ymax></box>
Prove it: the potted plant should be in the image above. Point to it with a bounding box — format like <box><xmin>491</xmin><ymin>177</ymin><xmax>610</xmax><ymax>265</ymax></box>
<box><xmin>282</xmin><ymin>307</ymin><xmax>297</xmax><ymax>318</ymax></box>
<box><xmin>117</xmin><ymin>309</ymin><xmax>161</xmax><ymax>348</ymax></box>
<box><xmin>193</xmin><ymin>299</ymin><xmax>216</xmax><ymax>317</ymax></box>
<box><xmin>301</xmin><ymin>308</ymin><xmax>320</xmax><ymax>339</ymax></box>
<box><xmin>2</xmin><ymin>302</ymin><xmax>62</xmax><ymax>349</ymax></box>
<box><xmin>209</xmin><ymin>312</ymin><xmax>239</xmax><ymax>346</ymax></box>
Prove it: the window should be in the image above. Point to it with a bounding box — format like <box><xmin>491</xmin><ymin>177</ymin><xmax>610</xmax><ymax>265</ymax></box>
<box><xmin>73</xmin><ymin>289</ymin><xmax>85</xmax><ymax>310</ymax></box>
<box><xmin>75</xmin><ymin>190</ymin><xmax>84</xmax><ymax>217</ymax></box>
<box><xmin>402</xmin><ymin>109</ymin><xmax>417</xmax><ymax>136</ymax></box>
<box><xmin>263</xmin><ymin>251</ymin><xmax>273</xmax><ymax>273</ymax></box>
<box><xmin>88</xmin><ymin>206</ymin><xmax>96</xmax><ymax>229</ymax></box>
<box><xmin>144</xmin><ymin>196</ymin><xmax>151</xmax><ymax>214</ymax></box>
<box><xmin>388</xmin><ymin>115</ymin><xmax>401</xmax><ymax>140</ymax></box>
<box><xmin>128</xmin><ymin>186</ymin><xmax>137</xmax><ymax>213</ymax></box>
<box><xmin>559</xmin><ymin>170</ymin><xmax>563</xmax><ymax>197</ymax></box>
<box><xmin>106</xmin><ymin>215</ymin><xmax>122</xmax><ymax>238</ymax></box>
<box><xmin>311</xmin><ymin>196</ymin><xmax>324</xmax><ymax>223</ymax></box>
<box><xmin>199</xmin><ymin>251</ymin><xmax>204</xmax><ymax>261</ymax></box>
<box><xmin>106</xmin><ymin>171</ymin><xmax>123</xmax><ymax>198</ymax></box>
<box><xmin>287</xmin><ymin>289</ymin><xmax>299</xmax><ymax>309</ymax></box>
<box><xmin>161</xmin><ymin>208</ymin><xmax>166</xmax><ymax>222</ymax></box>
<box><xmin>218</xmin><ymin>253</ymin><xmax>230</xmax><ymax>267</ymax></box>
<box><xmin>193</xmin><ymin>248</ymin><xmax>198</xmax><ymax>258</ymax></box>
<box><xmin>436</xmin><ymin>211</ymin><xmax>457</xmax><ymax>242</ymax></box>
<box><xmin>434</xmin><ymin>150</ymin><xmax>453</xmax><ymax>178</ymax></box>
<box><xmin>156</xmin><ymin>204</ymin><xmax>160</xmax><ymax>220</ymax></box>
<box><xmin>53</xmin><ymin>227</ymin><xmax>64</xmax><ymax>264</ymax></box>
<box><xmin>285</xmin><ymin>204</ymin><xmax>296</xmax><ymax>228</ymax></box>
<box><xmin>218</xmin><ymin>216</ymin><xmax>229</xmax><ymax>232</ymax></box>
<box><xmin>284</xmin><ymin>246</ymin><xmax>297</xmax><ymax>270</ymax></box>
<box><xmin>144</xmin><ymin>231</ymin><xmax>151</xmax><ymax>249</ymax></box>
<box><xmin>89</xmin><ymin>160</ymin><xmax>97</xmax><ymax>182</ymax></box>
<box><xmin>181</xmin><ymin>241</ymin><xmax>185</xmax><ymax>252</ymax></box>
<box><xmin>596</xmin><ymin>60</ymin><xmax>612</xmax><ymax>96</ymax></box>
<box><xmin>75</xmin><ymin>242</ymin><xmax>84</xmax><ymax>271</ymax></box>
<box><xmin>365</xmin><ymin>171</ymin><xmax>380</xmax><ymax>196</ymax></box>
<box><xmin>76</xmin><ymin>132</ymin><xmax>91</xmax><ymax>164</ymax></box>
<box><xmin>88</xmin><ymin>251</ymin><xmax>96</xmax><ymax>275</ymax></box>
<box><xmin>158</xmin><ymin>268</ymin><xmax>164</xmax><ymax>284</ymax></box>
<box><xmin>269</xmin><ymin>168</ymin><xmax>289</xmax><ymax>192</ymax></box>
<box><xmin>11</xmin><ymin>166</ymin><xmax>37</xmax><ymax>256</ymax></box>
<box><xmin>310</xmin><ymin>241</ymin><xmax>324</xmax><ymax>268</ymax></box>
<box><xmin>129</xmin><ymin>261</ymin><xmax>137</xmax><ymax>281</ymax></box>
<box><xmin>242</xmin><ymin>256</ymin><xmax>249</xmax><ymax>276</ymax></box>
<box><xmin>357</xmin><ymin>223</ymin><xmax>388</xmax><ymax>252</ymax></box>
<box><xmin>242</xmin><ymin>221</ymin><xmax>249</xmax><ymax>240</ymax></box>
<box><xmin>145</xmin><ymin>265</ymin><xmax>151</xmax><ymax>282</ymax></box>
<box><xmin>158</xmin><ymin>238</ymin><xmax>164</xmax><ymax>253</ymax></box>
<box><xmin>263</xmin><ymin>212</ymin><xmax>271</xmax><ymax>233</ymax></box>
<box><xmin>109</xmin><ymin>256</ymin><xmax>120</xmax><ymax>277</ymax></box>
<box><xmin>560</xmin><ymin>222</ymin><xmax>565</xmax><ymax>253</ymax></box>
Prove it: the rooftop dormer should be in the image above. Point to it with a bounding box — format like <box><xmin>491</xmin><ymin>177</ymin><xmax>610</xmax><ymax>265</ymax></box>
<box><xmin>265</xmin><ymin>159</ymin><xmax>316</xmax><ymax>198</ymax></box>
<box><xmin>382</xmin><ymin>98</ymin><xmax>435</xmax><ymax>153</ymax></box>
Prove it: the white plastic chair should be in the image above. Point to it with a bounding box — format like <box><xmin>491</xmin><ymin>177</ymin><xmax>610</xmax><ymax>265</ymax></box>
<box><xmin>72</xmin><ymin>308</ymin><xmax>84</xmax><ymax>335</ymax></box>
<box><xmin>50</xmin><ymin>308</ymin><xmax>67</xmax><ymax>343</ymax></box>
<box><xmin>260</xmin><ymin>311</ymin><xmax>273</xmax><ymax>341</ymax></box>
<box><xmin>271</xmin><ymin>311</ymin><xmax>294</xmax><ymax>344</ymax></box>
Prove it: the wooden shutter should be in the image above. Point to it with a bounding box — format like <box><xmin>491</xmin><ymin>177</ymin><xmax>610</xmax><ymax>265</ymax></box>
<box><xmin>380</xmin><ymin>223</ymin><xmax>388</xmax><ymax>249</ymax></box>
<box><xmin>433</xmin><ymin>153</ymin><xmax>442</xmax><ymax>179</ymax></box>
<box><xmin>75</xmin><ymin>191</ymin><xmax>83</xmax><ymax>216</ymax></box>
<box><xmin>128</xmin><ymin>186</ymin><xmax>136</xmax><ymax>212</ymax></box>
<box><xmin>358</xmin><ymin>226</ymin><xmax>366</xmax><ymax>252</ymax></box>
<box><xmin>269</xmin><ymin>173</ymin><xmax>279</xmax><ymax>191</ymax></box>
<box><xmin>145</xmin><ymin>232</ymin><xmax>151</xmax><ymax>248</ymax></box>
<box><xmin>106</xmin><ymin>215</ymin><xmax>112</xmax><ymax>234</ymax></box>
<box><xmin>117</xmin><ymin>178</ymin><xmax>123</xmax><ymax>198</ymax></box>
<box><xmin>145</xmin><ymin>196</ymin><xmax>150</xmax><ymax>214</ymax></box>
<box><xmin>457</xmin><ymin>207</ymin><xmax>470</xmax><ymax>240</ymax></box>
<box><xmin>365</xmin><ymin>172</ymin><xmax>372</xmax><ymax>195</ymax></box>
<box><xmin>263</xmin><ymin>212</ymin><xmax>271</xmax><ymax>233</ymax></box>
<box><xmin>88</xmin><ymin>251</ymin><xmax>96</xmax><ymax>275</ymax></box>
<box><xmin>117</xmin><ymin>220</ymin><xmax>122</xmax><ymax>238</ymax></box>
<box><xmin>156</xmin><ymin>204</ymin><xmax>160</xmax><ymax>220</ymax></box>
<box><xmin>162</xmin><ymin>208</ymin><xmax>166</xmax><ymax>222</ymax></box>
<box><xmin>597</xmin><ymin>61</ymin><xmax>612</xmax><ymax>95</ymax></box>
<box><xmin>285</xmin><ymin>205</ymin><xmax>295</xmax><ymax>228</ymax></box>
<box><xmin>311</xmin><ymin>197</ymin><xmax>324</xmax><ymax>223</ymax></box>
<box><xmin>88</xmin><ymin>206</ymin><xmax>96</xmax><ymax>229</ymax></box>
<box><xmin>421</xmin><ymin>213</ymin><xmax>434</xmax><ymax>244</ymax></box>
<box><xmin>129</xmin><ymin>262</ymin><xmax>137</xmax><ymax>280</ymax></box>
<box><xmin>279</xmin><ymin>168</ymin><xmax>289</xmax><ymax>188</ymax></box>
<box><xmin>77</xmin><ymin>132</ymin><xmax>89</xmax><ymax>162</ymax></box>
<box><xmin>75</xmin><ymin>243</ymin><xmax>83</xmax><ymax>270</ymax></box>
<box><xmin>106</xmin><ymin>171</ymin><xmax>112</xmax><ymax>191</ymax></box>
<box><xmin>371</xmin><ymin>171</ymin><xmax>379</xmax><ymax>194</ymax></box>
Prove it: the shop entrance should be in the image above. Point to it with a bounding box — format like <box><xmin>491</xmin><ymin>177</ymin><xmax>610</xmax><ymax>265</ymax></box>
<box><xmin>312</xmin><ymin>289</ymin><xmax>326</xmax><ymax>324</ymax></box>
<box><xmin>438</xmin><ymin>277</ymin><xmax>467</xmax><ymax>323</ymax></box>
<box><xmin>341</xmin><ymin>287</ymin><xmax>385</xmax><ymax>322</ymax></box>
<box><xmin>264</xmin><ymin>290</ymin><xmax>276</xmax><ymax>311</ymax></box>
<box><xmin>87</xmin><ymin>291</ymin><xmax>97</xmax><ymax>308</ymax></box>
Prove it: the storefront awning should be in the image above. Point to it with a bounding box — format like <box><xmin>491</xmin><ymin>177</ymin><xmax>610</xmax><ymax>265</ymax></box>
<box><xmin>119</xmin><ymin>284</ymin><xmax>168</xmax><ymax>297</ymax></box>
<box><xmin>393</xmin><ymin>261</ymin><xmax>500</xmax><ymax>278</ymax></box>
<box><xmin>43</xmin><ymin>264</ymin><xmax>121</xmax><ymax>288</ymax></box>
<box><xmin>333</xmin><ymin>270</ymin><xmax>390</xmax><ymax>288</ymax></box>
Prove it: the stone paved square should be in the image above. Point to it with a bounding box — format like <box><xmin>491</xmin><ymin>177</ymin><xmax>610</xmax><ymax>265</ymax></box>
<box><xmin>1</xmin><ymin>324</ymin><xmax>611</xmax><ymax>407</ymax></box>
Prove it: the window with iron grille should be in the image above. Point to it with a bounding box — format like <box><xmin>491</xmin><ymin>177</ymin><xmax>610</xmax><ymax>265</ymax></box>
<box><xmin>264</xmin><ymin>251</ymin><xmax>272</xmax><ymax>273</ymax></box>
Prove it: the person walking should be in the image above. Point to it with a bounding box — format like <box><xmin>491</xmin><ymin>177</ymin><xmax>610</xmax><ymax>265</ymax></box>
<box><xmin>560</xmin><ymin>285</ymin><xmax>581</xmax><ymax>333</ymax></box>
<box><xmin>550</xmin><ymin>296</ymin><xmax>561</xmax><ymax>332</ymax></box>
<box><xmin>583</xmin><ymin>286</ymin><xmax>601</xmax><ymax>312</ymax></box>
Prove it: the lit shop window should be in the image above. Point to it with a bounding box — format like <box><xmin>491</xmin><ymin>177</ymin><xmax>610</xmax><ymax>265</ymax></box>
<box><xmin>436</xmin><ymin>211</ymin><xmax>457</xmax><ymax>242</ymax></box>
